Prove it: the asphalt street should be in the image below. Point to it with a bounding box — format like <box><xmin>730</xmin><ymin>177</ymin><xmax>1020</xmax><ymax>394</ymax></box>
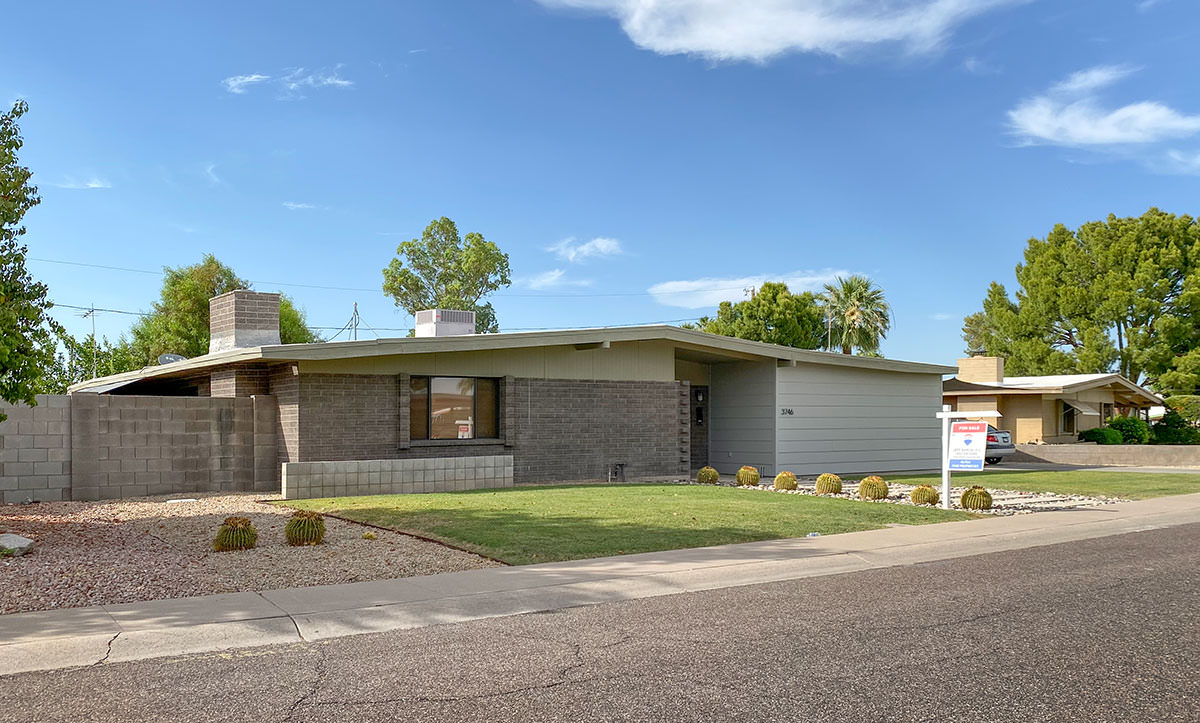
<box><xmin>2</xmin><ymin>523</ymin><xmax>1197</xmax><ymax>723</ymax></box>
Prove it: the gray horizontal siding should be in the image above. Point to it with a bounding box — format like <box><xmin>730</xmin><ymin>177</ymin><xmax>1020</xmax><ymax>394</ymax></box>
<box><xmin>709</xmin><ymin>361</ymin><xmax>775</xmax><ymax>475</ymax></box>
<box><xmin>776</xmin><ymin>365</ymin><xmax>942</xmax><ymax>475</ymax></box>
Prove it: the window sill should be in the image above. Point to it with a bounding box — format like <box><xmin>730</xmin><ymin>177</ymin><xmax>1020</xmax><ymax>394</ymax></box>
<box><xmin>408</xmin><ymin>438</ymin><xmax>504</xmax><ymax>448</ymax></box>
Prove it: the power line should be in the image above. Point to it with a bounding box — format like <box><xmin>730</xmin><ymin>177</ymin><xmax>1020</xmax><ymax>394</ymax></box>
<box><xmin>29</xmin><ymin>255</ymin><xmax>761</xmax><ymax>299</ymax></box>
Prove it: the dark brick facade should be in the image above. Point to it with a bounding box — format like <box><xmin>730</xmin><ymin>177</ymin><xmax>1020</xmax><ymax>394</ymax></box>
<box><xmin>290</xmin><ymin>373</ymin><xmax>690</xmax><ymax>482</ymax></box>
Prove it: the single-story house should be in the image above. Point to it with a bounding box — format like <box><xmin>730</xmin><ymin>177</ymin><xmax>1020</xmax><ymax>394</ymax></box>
<box><xmin>942</xmin><ymin>355</ymin><xmax>1161</xmax><ymax>444</ymax></box>
<box><xmin>62</xmin><ymin>290</ymin><xmax>953</xmax><ymax>498</ymax></box>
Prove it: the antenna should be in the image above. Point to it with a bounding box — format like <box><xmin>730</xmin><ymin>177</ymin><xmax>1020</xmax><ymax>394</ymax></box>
<box><xmin>80</xmin><ymin>305</ymin><xmax>97</xmax><ymax>378</ymax></box>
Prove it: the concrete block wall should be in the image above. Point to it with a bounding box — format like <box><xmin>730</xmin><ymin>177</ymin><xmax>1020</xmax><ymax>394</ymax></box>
<box><xmin>0</xmin><ymin>396</ymin><xmax>73</xmax><ymax>503</ymax></box>
<box><xmin>296</xmin><ymin>373</ymin><xmax>690</xmax><ymax>483</ymax></box>
<box><xmin>282</xmin><ymin>455</ymin><xmax>514</xmax><ymax>500</ymax></box>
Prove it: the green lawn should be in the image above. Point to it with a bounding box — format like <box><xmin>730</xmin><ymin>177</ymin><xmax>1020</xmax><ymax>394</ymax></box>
<box><xmin>279</xmin><ymin>484</ymin><xmax>974</xmax><ymax>565</ymax></box>
<box><xmin>888</xmin><ymin>469</ymin><xmax>1200</xmax><ymax>499</ymax></box>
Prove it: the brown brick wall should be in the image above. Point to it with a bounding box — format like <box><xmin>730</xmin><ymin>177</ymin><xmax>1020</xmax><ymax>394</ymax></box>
<box><xmin>269</xmin><ymin>363</ymin><xmax>300</xmax><ymax>464</ymax></box>
<box><xmin>210</xmin><ymin>363</ymin><xmax>271</xmax><ymax>398</ymax></box>
<box><xmin>295</xmin><ymin>374</ymin><xmax>690</xmax><ymax>482</ymax></box>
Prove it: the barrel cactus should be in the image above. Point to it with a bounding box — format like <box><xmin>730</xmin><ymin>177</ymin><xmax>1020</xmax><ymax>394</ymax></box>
<box><xmin>814</xmin><ymin>473</ymin><xmax>843</xmax><ymax>495</ymax></box>
<box><xmin>858</xmin><ymin>475</ymin><xmax>889</xmax><ymax>500</ymax></box>
<box><xmin>773</xmin><ymin>471</ymin><xmax>798</xmax><ymax>491</ymax></box>
<box><xmin>285</xmin><ymin>510</ymin><xmax>327</xmax><ymax>546</ymax></box>
<box><xmin>910</xmin><ymin>484</ymin><xmax>940</xmax><ymax>506</ymax></box>
<box><xmin>213</xmin><ymin>516</ymin><xmax>258</xmax><ymax>552</ymax></box>
<box><xmin>696</xmin><ymin>466</ymin><xmax>719</xmax><ymax>485</ymax></box>
<box><xmin>961</xmin><ymin>486</ymin><xmax>993</xmax><ymax>510</ymax></box>
<box><xmin>735</xmin><ymin>466</ymin><xmax>761</xmax><ymax>486</ymax></box>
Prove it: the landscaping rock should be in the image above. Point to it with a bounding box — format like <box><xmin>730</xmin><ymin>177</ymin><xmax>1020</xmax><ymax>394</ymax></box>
<box><xmin>0</xmin><ymin>533</ymin><xmax>34</xmax><ymax>556</ymax></box>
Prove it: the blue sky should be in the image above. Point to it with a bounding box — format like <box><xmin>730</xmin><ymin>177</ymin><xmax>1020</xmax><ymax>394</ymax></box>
<box><xmin>4</xmin><ymin>0</ymin><xmax>1198</xmax><ymax>365</ymax></box>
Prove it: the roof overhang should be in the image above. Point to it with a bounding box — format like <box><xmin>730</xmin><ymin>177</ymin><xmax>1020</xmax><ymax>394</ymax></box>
<box><xmin>70</xmin><ymin>325</ymin><xmax>955</xmax><ymax>393</ymax></box>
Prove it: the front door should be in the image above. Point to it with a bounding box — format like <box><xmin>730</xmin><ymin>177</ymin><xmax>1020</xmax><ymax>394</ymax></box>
<box><xmin>690</xmin><ymin>385</ymin><xmax>709</xmax><ymax>470</ymax></box>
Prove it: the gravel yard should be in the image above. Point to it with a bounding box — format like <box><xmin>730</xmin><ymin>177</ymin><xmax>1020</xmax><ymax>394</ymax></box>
<box><xmin>0</xmin><ymin>493</ymin><xmax>500</xmax><ymax>615</ymax></box>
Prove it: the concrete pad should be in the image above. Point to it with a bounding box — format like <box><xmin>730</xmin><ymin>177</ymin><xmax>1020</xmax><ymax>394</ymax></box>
<box><xmin>0</xmin><ymin>606</ymin><xmax>118</xmax><ymax>645</ymax></box>
<box><xmin>105</xmin><ymin>618</ymin><xmax>301</xmax><ymax>664</ymax></box>
<box><xmin>261</xmin><ymin>578</ymin><xmax>437</xmax><ymax>615</ymax></box>
<box><xmin>0</xmin><ymin>633</ymin><xmax>116</xmax><ymax>676</ymax></box>
<box><xmin>104</xmin><ymin>591</ymin><xmax>286</xmax><ymax>630</ymax></box>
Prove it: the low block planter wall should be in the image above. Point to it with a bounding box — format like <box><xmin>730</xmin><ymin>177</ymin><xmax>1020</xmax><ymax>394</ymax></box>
<box><xmin>1013</xmin><ymin>443</ymin><xmax>1200</xmax><ymax>468</ymax></box>
<box><xmin>281</xmin><ymin>455</ymin><xmax>514</xmax><ymax>500</ymax></box>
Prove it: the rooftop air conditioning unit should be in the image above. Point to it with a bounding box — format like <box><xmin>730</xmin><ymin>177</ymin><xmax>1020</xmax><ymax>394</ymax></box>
<box><xmin>415</xmin><ymin>309</ymin><xmax>476</xmax><ymax>337</ymax></box>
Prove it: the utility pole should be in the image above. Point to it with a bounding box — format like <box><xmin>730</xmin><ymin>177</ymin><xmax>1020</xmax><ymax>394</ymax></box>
<box><xmin>351</xmin><ymin>302</ymin><xmax>360</xmax><ymax>341</ymax></box>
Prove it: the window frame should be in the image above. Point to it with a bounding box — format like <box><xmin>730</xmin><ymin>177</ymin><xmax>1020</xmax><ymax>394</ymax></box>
<box><xmin>1060</xmin><ymin>401</ymin><xmax>1077</xmax><ymax>435</ymax></box>
<box><xmin>409</xmin><ymin>375</ymin><xmax>500</xmax><ymax>442</ymax></box>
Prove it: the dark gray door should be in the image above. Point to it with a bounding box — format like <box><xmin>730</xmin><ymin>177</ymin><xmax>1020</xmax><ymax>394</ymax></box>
<box><xmin>690</xmin><ymin>385</ymin><xmax>709</xmax><ymax>470</ymax></box>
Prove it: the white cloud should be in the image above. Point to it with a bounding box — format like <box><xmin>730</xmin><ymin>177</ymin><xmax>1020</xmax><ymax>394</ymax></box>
<box><xmin>222</xmin><ymin>74</ymin><xmax>270</xmax><ymax>94</ymax></box>
<box><xmin>649</xmin><ymin>269</ymin><xmax>849</xmax><ymax>309</ymax></box>
<box><xmin>51</xmin><ymin>176</ymin><xmax>111</xmax><ymax>190</ymax></box>
<box><xmin>1163</xmin><ymin>149</ymin><xmax>1200</xmax><ymax>174</ymax></box>
<box><xmin>548</xmin><ymin>237</ymin><xmax>623</xmax><ymax>263</ymax></box>
<box><xmin>930</xmin><ymin>312</ymin><xmax>954</xmax><ymax>321</ymax></box>
<box><xmin>524</xmin><ymin>269</ymin><xmax>594</xmax><ymax>290</ymax></box>
<box><xmin>204</xmin><ymin>163</ymin><xmax>221</xmax><ymax>185</ymax></box>
<box><xmin>282</xmin><ymin>201</ymin><xmax>321</xmax><ymax>210</ymax></box>
<box><xmin>1137</xmin><ymin>0</ymin><xmax>1166</xmax><ymax>12</ymax></box>
<box><xmin>221</xmin><ymin>67</ymin><xmax>353</xmax><ymax>99</ymax></box>
<box><xmin>534</xmin><ymin>0</ymin><xmax>1023</xmax><ymax>62</ymax></box>
<box><xmin>1008</xmin><ymin>65</ymin><xmax>1200</xmax><ymax>146</ymax></box>
<box><xmin>961</xmin><ymin>56</ymin><xmax>1000</xmax><ymax>75</ymax></box>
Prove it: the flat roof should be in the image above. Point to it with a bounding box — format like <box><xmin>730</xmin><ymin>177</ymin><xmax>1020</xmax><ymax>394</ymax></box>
<box><xmin>69</xmin><ymin>324</ymin><xmax>956</xmax><ymax>393</ymax></box>
<box><xmin>943</xmin><ymin>372</ymin><xmax>1160</xmax><ymax>405</ymax></box>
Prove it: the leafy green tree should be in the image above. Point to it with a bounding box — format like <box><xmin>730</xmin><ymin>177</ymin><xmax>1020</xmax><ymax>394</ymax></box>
<box><xmin>0</xmin><ymin>100</ymin><xmax>59</xmax><ymax>421</ymax></box>
<box><xmin>381</xmin><ymin>217</ymin><xmax>511</xmax><ymax>334</ymax></box>
<box><xmin>36</xmin><ymin>330</ymin><xmax>138</xmax><ymax>393</ymax></box>
<box><xmin>125</xmin><ymin>254</ymin><xmax>318</xmax><ymax>366</ymax></box>
<box><xmin>688</xmin><ymin>282</ymin><xmax>824</xmax><ymax>349</ymax></box>
<box><xmin>963</xmin><ymin>209</ymin><xmax>1200</xmax><ymax>389</ymax></box>
<box><xmin>820</xmin><ymin>275</ymin><xmax>892</xmax><ymax>355</ymax></box>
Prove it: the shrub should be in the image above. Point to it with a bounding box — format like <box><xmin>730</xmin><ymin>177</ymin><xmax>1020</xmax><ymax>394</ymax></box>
<box><xmin>696</xmin><ymin>466</ymin><xmax>720</xmax><ymax>485</ymax></box>
<box><xmin>773</xmin><ymin>471</ymin><xmax>798</xmax><ymax>490</ymax></box>
<box><xmin>858</xmin><ymin>475</ymin><xmax>889</xmax><ymax>500</ymax></box>
<box><xmin>1079</xmin><ymin>427</ymin><xmax>1122</xmax><ymax>445</ymax></box>
<box><xmin>285</xmin><ymin>510</ymin><xmax>326</xmax><ymax>546</ymax></box>
<box><xmin>814</xmin><ymin>473</ymin><xmax>842</xmax><ymax>495</ymax></box>
<box><xmin>1151</xmin><ymin>410</ymin><xmax>1200</xmax><ymax>445</ymax></box>
<box><xmin>960</xmin><ymin>486</ymin><xmax>993</xmax><ymax>510</ymax></box>
<box><xmin>735</xmin><ymin>466</ymin><xmax>761</xmax><ymax>486</ymax></box>
<box><xmin>910</xmin><ymin>484</ymin><xmax>940</xmax><ymax>506</ymax></box>
<box><xmin>1164</xmin><ymin>395</ymin><xmax>1200</xmax><ymax>424</ymax></box>
<box><xmin>1106</xmin><ymin>416</ymin><xmax>1150</xmax><ymax>445</ymax></box>
<box><xmin>214</xmin><ymin>516</ymin><xmax>258</xmax><ymax>552</ymax></box>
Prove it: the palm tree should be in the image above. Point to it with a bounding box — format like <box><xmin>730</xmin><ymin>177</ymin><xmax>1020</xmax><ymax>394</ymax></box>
<box><xmin>820</xmin><ymin>275</ymin><xmax>892</xmax><ymax>355</ymax></box>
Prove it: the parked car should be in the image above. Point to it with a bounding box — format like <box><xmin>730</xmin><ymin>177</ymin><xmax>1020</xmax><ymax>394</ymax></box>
<box><xmin>985</xmin><ymin>425</ymin><xmax>1015</xmax><ymax>465</ymax></box>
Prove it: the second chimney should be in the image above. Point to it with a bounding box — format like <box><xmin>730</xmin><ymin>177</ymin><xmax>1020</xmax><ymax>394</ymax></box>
<box><xmin>209</xmin><ymin>290</ymin><xmax>281</xmax><ymax>353</ymax></box>
<box><xmin>956</xmin><ymin>355</ymin><xmax>1005</xmax><ymax>384</ymax></box>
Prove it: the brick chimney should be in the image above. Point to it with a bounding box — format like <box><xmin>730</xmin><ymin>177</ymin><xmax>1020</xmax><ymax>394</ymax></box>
<box><xmin>957</xmin><ymin>355</ymin><xmax>1005</xmax><ymax>384</ymax></box>
<box><xmin>209</xmin><ymin>290</ymin><xmax>281</xmax><ymax>353</ymax></box>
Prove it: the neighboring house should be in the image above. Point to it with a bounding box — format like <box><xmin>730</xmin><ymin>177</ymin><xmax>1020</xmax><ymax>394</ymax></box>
<box><xmin>61</xmin><ymin>290</ymin><xmax>952</xmax><ymax>492</ymax></box>
<box><xmin>942</xmin><ymin>356</ymin><xmax>1160</xmax><ymax>444</ymax></box>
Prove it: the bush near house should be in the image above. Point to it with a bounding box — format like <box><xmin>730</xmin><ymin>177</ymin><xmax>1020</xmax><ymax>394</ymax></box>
<box><xmin>1107</xmin><ymin>416</ymin><xmax>1151</xmax><ymax>445</ymax></box>
<box><xmin>1079</xmin><ymin>428</ymin><xmax>1123</xmax><ymax>445</ymax></box>
<box><xmin>1151</xmin><ymin>410</ymin><xmax>1200</xmax><ymax>445</ymax></box>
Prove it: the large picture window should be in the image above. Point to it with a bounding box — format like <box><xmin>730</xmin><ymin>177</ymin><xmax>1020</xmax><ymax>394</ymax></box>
<box><xmin>409</xmin><ymin>376</ymin><xmax>499</xmax><ymax>441</ymax></box>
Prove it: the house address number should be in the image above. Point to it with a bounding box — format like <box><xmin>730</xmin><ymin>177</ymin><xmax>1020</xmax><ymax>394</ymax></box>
<box><xmin>780</xmin><ymin>408</ymin><xmax>795</xmax><ymax>416</ymax></box>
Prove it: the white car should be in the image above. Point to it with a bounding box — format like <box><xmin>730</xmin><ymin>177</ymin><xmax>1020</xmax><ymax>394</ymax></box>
<box><xmin>985</xmin><ymin>425</ymin><xmax>1015</xmax><ymax>465</ymax></box>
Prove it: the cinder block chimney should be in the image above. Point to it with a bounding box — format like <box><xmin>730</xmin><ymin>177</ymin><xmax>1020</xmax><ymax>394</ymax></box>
<box><xmin>957</xmin><ymin>355</ymin><xmax>1005</xmax><ymax>384</ymax></box>
<box><xmin>209</xmin><ymin>290</ymin><xmax>281</xmax><ymax>353</ymax></box>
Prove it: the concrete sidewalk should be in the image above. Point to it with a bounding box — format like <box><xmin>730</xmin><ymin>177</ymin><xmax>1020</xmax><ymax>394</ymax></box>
<box><xmin>3</xmin><ymin>493</ymin><xmax>1198</xmax><ymax>677</ymax></box>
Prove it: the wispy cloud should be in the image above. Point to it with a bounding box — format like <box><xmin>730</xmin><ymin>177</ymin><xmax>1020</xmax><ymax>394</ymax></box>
<box><xmin>282</xmin><ymin>201</ymin><xmax>323</xmax><ymax>211</ymax></box>
<box><xmin>548</xmin><ymin>237</ymin><xmax>623</xmax><ymax>263</ymax></box>
<box><xmin>204</xmin><ymin>162</ymin><xmax>221</xmax><ymax>185</ymax></box>
<box><xmin>1008</xmin><ymin>65</ymin><xmax>1200</xmax><ymax>146</ymax></box>
<box><xmin>534</xmin><ymin>0</ymin><xmax>1024</xmax><ymax>62</ymax></box>
<box><xmin>1137</xmin><ymin>0</ymin><xmax>1166</xmax><ymax>12</ymax></box>
<box><xmin>649</xmin><ymin>269</ymin><xmax>849</xmax><ymax>309</ymax></box>
<box><xmin>1162</xmin><ymin>148</ymin><xmax>1200</xmax><ymax>174</ymax></box>
<box><xmin>222</xmin><ymin>74</ymin><xmax>270</xmax><ymax>94</ymax></box>
<box><xmin>222</xmin><ymin>67</ymin><xmax>354</xmax><ymax>99</ymax></box>
<box><xmin>930</xmin><ymin>312</ymin><xmax>955</xmax><ymax>321</ymax></box>
<box><xmin>523</xmin><ymin>269</ymin><xmax>594</xmax><ymax>290</ymax></box>
<box><xmin>962</xmin><ymin>56</ymin><xmax>1001</xmax><ymax>75</ymax></box>
<box><xmin>50</xmin><ymin>176</ymin><xmax>111</xmax><ymax>190</ymax></box>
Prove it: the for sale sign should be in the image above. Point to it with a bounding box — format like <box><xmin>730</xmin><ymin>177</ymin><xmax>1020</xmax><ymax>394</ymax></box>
<box><xmin>947</xmin><ymin>421</ymin><xmax>987</xmax><ymax>471</ymax></box>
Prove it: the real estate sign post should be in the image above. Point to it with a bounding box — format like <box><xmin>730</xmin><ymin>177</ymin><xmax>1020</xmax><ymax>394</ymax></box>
<box><xmin>936</xmin><ymin>405</ymin><xmax>1001</xmax><ymax>510</ymax></box>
